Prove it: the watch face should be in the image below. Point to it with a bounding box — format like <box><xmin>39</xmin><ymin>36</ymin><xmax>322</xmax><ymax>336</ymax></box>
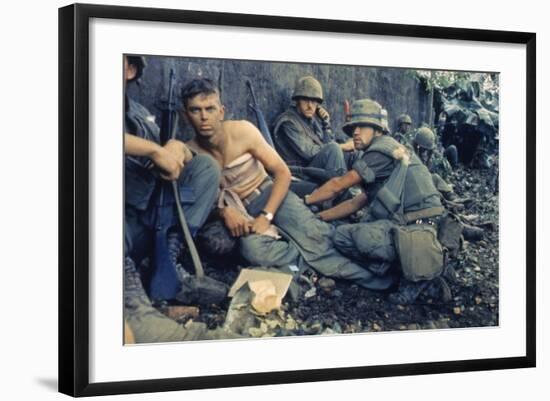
<box><xmin>262</xmin><ymin>211</ymin><xmax>273</xmax><ymax>221</ymax></box>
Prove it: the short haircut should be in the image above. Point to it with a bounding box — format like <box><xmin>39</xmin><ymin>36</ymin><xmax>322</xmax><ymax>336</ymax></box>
<box><xmin>181</xmin><ymin>78</ymin><xmax>220</xmax><ymax>108</ymax></box>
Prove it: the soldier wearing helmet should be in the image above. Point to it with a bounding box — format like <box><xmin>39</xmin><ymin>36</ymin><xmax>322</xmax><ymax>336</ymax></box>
<box><xmin>412</xmin><ymin>125</ymin><xmax>458</xmax><ymax>201</ymax></box>
<box><xmin>272</xmin><ymin>76</ymin><xmax>354</xmax><ymax>190</ymax></box>
<box><xmin>393</xmin><ymin>113</ymin><xmax>414</xmax><ymax>145</ymax></box>
<box><xmin>306</xmin><ymin>99</ymin><xmax>449</xmax><ymax>305</ymax></box>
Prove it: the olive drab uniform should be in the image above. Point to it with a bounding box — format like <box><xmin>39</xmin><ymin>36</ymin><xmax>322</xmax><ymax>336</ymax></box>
<box><xmin>272</xmin><ymin>76</ymin><xmax>349</xmax><ymax>179</ymax></box>
<box><xmin>413</xmin><ymin>126</ymin><xmax>454</xmax><ymax>196</ymax></box>
<box><xmin>272</xmin><ymin>106</ymin><xmax>348</xmax><ymax>175</ymax></box>
<box><xmin>393</xmin><ymin>114</ymin><xmax>414</xmax><ymax>146</ymax></box>
<box><xmin>334</xmin><ymin>135</ymin><xmax>444</xmax><ymax>271</ymax></box>
<box><xmin>238</xmin><ymin>185</ymin><xmax>394</xmax><ymax>290</ymax></box>
<box><xmin>124</xmin><ymin>93</ymin><xmax>222</xmax><ymax>343</ymax></box>
<box><xmin>124</xmin><ymin>96</ymin><xmax>220</xmax><ymax>264</ymax></box>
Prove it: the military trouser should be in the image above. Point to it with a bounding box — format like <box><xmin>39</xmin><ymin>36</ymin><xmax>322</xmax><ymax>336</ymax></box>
<box><xmin>122</xmin><ymin>155</ymin><xmax>240</xmax><ymax>343</ymax></box>
<box><xmin>124</xmin><ymin>256</ymin><xmax>211</xmax><ymax>343</ymax></box>
<box><xmin>431</xmin><ymin>173</ymin><xmax>454</xmax><ymax>196</ymax></box>
<box><xmin>239</xmin><ymin>188</ymin><xmax>393</xmax><ymax>290</ymax></box>
<box><xmin>332</xmin><ymin>220</ymin><xmax>398</xmax><ymax>266</ymax></box>
<box><xmin>124</xmin><ymin>256</ymin><xmax>239</xmax><ymax>343</ymax></box>
<box><xmin>308</xmin><ymin>142</ymin><xmax>347</xmax><ymax>177</ymax></box>
<box><xmin>125</xmin><ymin>154</ymin><xmax>221</xmax><ymax>265</ymax></box>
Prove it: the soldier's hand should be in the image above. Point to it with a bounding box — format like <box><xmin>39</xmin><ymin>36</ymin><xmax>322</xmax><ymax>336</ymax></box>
<box><xmin>339</xmin><ymin>139</ymin><xmax>355</xmax><ymax>152</ymax></box>
<box><xmin>221</xmin><ymin>207</ymin><xmax>252</xmax><ymax>237</ymax></box>
<box><xmin>250</xmin><ymin>215</ymin><xmax>271</xmax><ymax>235</ymax></box>
<box><xmin>316</xmin><ymin>106</ymin><xmax>330</xmax><ymax>122</ymax></box>
<box><xmin>163</xmin><ymin>139</ymin><xmax>187</xmax><ymax>165</ymax></box>
<box><xmin>150</xmin><ymin>144</ymin><xmax>184</xmax><ymax>181</ymax></box>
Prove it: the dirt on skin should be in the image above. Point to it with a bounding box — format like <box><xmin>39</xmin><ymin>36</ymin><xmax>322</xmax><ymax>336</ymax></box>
<box><xmin>166</xmin><ymin>165</ymin><xmax>499</xmax><ymax>338</ymax></box>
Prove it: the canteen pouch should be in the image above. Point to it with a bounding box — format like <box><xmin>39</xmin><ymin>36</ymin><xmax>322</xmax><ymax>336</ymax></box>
<box><xmin>393</xmin><ymin>224</ymin><xmax>444</xmax><ymax>282</ymax></box>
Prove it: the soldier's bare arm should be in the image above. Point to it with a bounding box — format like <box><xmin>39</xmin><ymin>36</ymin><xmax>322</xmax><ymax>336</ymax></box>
<box><xmin>124</xmin><ymin>134</ymin><xmax>186</xmax><ymax>180</ymax></box>
<box><xmin>305</xmin><ymin>169</ymin><xmax>362</xmax><ymax>205</ymax></box>
<box><xmin>317</xmin><ymin>192</ymin><xmax>368</xmax><ymax>222</ymax></box>
<box><xmin>220</xmin><ymin>206</ymin><xmax>251</xmax><ymax>237</ymax></box>
<box><xmin>243</xmin><ymin>121</ymin><xmax>291</xmax><ymax>233</ymax></box>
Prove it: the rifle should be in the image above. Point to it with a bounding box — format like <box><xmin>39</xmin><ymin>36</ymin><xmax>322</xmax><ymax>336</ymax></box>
<box><xmin>147</xmin><ymin>68</ymin><xmax>182</xmax><ymax>301</ymax></box>
<box><xmin>246</xmin><ymin>80</ymin><xmax>275</xmax><ymax>147</ymax></box>
<box><xmin>288</xmin><ymin>165</ymin><xmax>338</xmax><ymax>184</ymax></box>
<box><xmin>149</xmin><ymin>69</ymin><xmax>227</xmax><ymax>304</ymax></box>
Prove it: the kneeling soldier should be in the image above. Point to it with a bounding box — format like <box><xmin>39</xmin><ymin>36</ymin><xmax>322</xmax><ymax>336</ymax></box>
<box><xmin>306</xmin><ymin>99</ymin><xmax>449</xmax><ymax>304</ymax></box>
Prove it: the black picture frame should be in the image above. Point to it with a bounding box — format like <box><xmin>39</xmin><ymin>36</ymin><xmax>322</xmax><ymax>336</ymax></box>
<box><xmin>58</xmin><ymin>3</ymin><xmax>536</xmax><ymax>397</ymax></box>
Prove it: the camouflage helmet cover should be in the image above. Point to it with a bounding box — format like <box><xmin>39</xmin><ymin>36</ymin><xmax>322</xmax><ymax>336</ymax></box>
<box><xmin>342</xmin><ymin>98</ymin><xmax>385</xmax><ymax>135</ymax></box>
<box><xmin>414</xmin><ymin>126</ymin><xmax>436</xmax><ymax>150</ymax></box>
<box><xmin>397</xmin><ymin>113</ymin><xmax>412</xmax><ymax>125</ymax></box>
<box><xmin>292</xmin><ymin>76</ymin><xmax>323</xmax><ymax>103</ymax></box>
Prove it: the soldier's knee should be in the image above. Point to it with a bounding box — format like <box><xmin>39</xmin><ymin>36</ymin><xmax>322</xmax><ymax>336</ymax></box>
<box><xmin>324</xmin><ymin>142</ymin><xmax>343</xmax><ymax>157</ymax></box>
<box><xmin>189</xmin><ymin>154</ymin><xmax>221</xmax><ymax>182</ymax></box>
<box><xmin>239</xmin><ymin>236</ymin><xmax>264</xmax><ymax>264</ymax></box>
<box><xmin>332</xmin><ymin>225</ymin><xmax>354</xmax><ymax>249</ymax></box>
<box><xmin>444</xmin><ymin>145</ymin><xmax>458</xmax><ymax>167</ymax></box>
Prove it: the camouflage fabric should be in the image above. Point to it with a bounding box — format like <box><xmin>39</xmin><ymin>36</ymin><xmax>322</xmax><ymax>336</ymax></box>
<box><xmin>414</xmin><ymin>126</ymin><xmax>436</xmax><ymax>150</ymax></box>
<box><xmin>343</xmin><ymin>99</ymin><xmax>385</xmax><ymax>134</ymax></box>
<box><xmin>292</xmin><ymin>76</ymin><xmax>324</xmax><ymax>102</ymax></box>
<box><xmin>393</xmin><ymin>130</ymin><xmax>414</xmax><ymax>147</ymax></box>
<box><xmin>430</xmin><ymin>151</ymin><xmax>453</xmax><ymax>181</ymax></box>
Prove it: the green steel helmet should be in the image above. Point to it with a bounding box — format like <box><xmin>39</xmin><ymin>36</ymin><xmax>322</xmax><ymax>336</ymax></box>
<box><xmin>126</xmin><ymin>55</ymin><xmax>147</xmax><ymax>81</ymax></box>
<box><xmin>397</xmin><ymin>113</ymin><xmax>412</xmax><ymax>125</ymax></box>
<box><xmin>414</xmin><ymin>126</ymin><xmax>436</xmax><ymax>150</ymax></box>
<box><xmin>292</xmin><ymin>76</ymin><xmax>323</xmax><ymax>103</ymax></box>
<box><xmin>343</xmin><ymin>98</ymin><xmax>385</xmax><ymax>135</ymax></box>
<box><xmin>381</xmin><ymin>108</ymin><xmax>391</xmax><ymax>135</ymax></box>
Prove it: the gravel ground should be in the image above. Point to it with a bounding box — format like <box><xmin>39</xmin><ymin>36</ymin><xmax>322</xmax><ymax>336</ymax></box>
<box><xmin>165</xmin><ymin>164</ymin><xmax>499</xmax><ymax>338</ymax></box>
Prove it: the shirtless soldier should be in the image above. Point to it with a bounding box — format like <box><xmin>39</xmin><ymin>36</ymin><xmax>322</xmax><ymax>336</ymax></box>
<box><xmin>181</xmin><ymin>78</ymin><xmax>392</xmax><ymax>291</ymax></box>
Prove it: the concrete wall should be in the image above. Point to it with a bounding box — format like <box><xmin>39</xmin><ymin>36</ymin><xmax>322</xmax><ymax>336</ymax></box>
<box><xmin>126</xmin><ymin>55</ymin><xmax>432</xmax><ymax>141</ymax></box>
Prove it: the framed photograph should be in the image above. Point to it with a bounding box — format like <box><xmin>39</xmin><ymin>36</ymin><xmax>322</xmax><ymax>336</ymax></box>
<box><xmin>58</xmin><ymin>3</ymin><xmax>536</xmax><ymax>397</ymax></box>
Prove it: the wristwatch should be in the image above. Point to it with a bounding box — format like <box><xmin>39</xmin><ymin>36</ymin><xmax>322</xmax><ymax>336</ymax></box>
<box><xmin>260</xmin><ymin>210</ymin><xmax>274</xmax><ymax>222</ymax></box>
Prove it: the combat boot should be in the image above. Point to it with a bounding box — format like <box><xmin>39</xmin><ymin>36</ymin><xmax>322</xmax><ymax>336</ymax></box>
<box><xmin>424</xmin><ymin>276</ymin><xmax>453</xmax><ymax>303</ymax></box>
<box><xmin>125</xmin><ymin>256</ymin><xmax>232</xmax><ymax>343</ymax></box>
<box><xmin>462</xmin><ymin>224</ymin><xmax>484</xmax><ymax>241</ymax></box>
<box><xmin>387</xmin><ymin>279</ymin><xmax>430</xmax><ymax>305</ymax></box>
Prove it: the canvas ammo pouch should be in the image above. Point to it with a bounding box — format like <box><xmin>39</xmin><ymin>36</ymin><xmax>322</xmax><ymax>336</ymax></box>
<box><xmin>393</xmin><ymin>223</ymin><xmax>444</xmax><ymax>282</ymax></box>
<box><xmin>370</xmin><ymin>158</ymin><xmax>409</xmax><ymax>223</ymax></box>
